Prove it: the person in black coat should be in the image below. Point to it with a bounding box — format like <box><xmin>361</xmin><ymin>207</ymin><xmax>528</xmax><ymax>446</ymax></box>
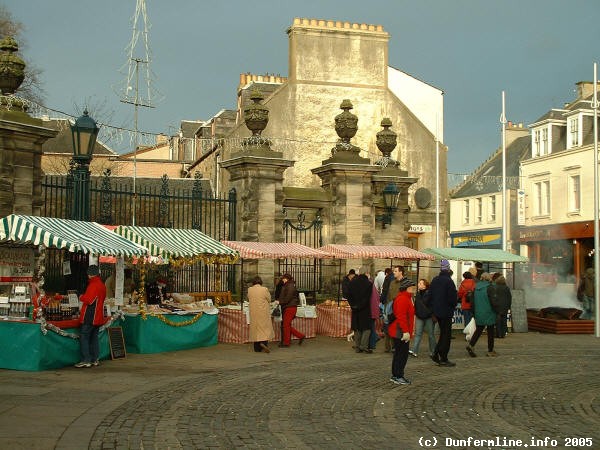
<box><xmin>347</xmin><ymin>268</ymin><xmax>373</xmax><ymax>353</ymax></box>
<box><xmin>488</xmin><ymin>275</ymin><xmax>512</xmax><ymax>338</ymax></box>
<box><xmin>341</xmin><ymin>269</ymin><xmax>356</xmax><ymax>300</ymax></box>
<box><xmin>429</xmin><ymin>259</ymin><xmax>458</xmax><ymax>366</ymax></box>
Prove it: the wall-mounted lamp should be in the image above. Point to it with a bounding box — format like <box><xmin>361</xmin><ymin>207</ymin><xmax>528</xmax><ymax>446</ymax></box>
<box><xmin>376</xmin><ymin>182</ymin><xmax>400</xmax><ymax>228</ymax></box>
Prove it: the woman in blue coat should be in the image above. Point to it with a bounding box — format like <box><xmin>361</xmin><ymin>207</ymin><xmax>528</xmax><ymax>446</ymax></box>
<box><xmin>465</xmin><ymin>272</ymin><xmax>497</xmax><ymax>357</ymax></box>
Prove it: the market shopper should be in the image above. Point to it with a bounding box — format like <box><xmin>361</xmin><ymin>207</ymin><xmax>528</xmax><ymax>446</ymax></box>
<box><xmin>347</xmin><ymin>267</ymin><xmax>373</xmax><ymax>353</ymax></box>
<box><xmin>410</xmin><ymin>278</ymin><xmax>436</xmax><ymax>358</ymax></box>
<box><xmin>466</xmin><ymin>272</ymin><xmax>497</xmax><ymax>357</ymax></box>
<box><xmin>247</xmin><ymin>276</ymin><xmax>274</xmax><ymax>353</ymax></box>
<box><xmin>277</xmin><ymin>274</ymin><xmax>305</xmax><ymax>347</ymax></box>
<box><xmin>429</xmin><ymin>259</ymin><xmax>458</xmax><ymax>367</ymax></box>
<box><xmin>76</xmin><ymin>265</ymin><xmax>107</xmax><ymax>368</ymax></box>
<box><xmin>382</xmin><ymin>266</ymin><xmax>406</xmax><ymax>353</ymax></box>
<box><xmin>389</xmin><ymin>278</ymin><xmax>415</xmax><ymax>385</ymax></box>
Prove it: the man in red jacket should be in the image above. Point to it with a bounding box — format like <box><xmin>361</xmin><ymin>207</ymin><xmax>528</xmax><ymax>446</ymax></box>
<box><xmin>389</xmin><ymin>278</ymin><xmax>416</xmax><ymax>385</ymax></box>
<box><xmin>75</xmin><ymin>265</ymin><xmax>107</xmax><ymax>368</ymax></box>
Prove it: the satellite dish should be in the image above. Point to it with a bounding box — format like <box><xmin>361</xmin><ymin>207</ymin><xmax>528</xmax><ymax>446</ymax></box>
<box><xmin>414</xmin><ymin>187</ymin><xmax>432</xmax><ymax>209</ymax></box>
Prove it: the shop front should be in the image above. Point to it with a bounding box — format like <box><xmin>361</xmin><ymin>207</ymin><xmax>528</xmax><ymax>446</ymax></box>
<box><xmin>519</xmin><ymin>221</ymin><xmax>594</xmax><ymax>282</ymax></box>
<box><xmin>450</xmin><ymin>229</ymin><xmax>503</xmax><ymax>249</ymax></box>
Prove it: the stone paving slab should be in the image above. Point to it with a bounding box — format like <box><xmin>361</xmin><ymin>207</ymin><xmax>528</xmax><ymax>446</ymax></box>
<box><xmin>0</xmin><ymin>332</ymin><xmax>598</xmax><ymax>449</ymax></box>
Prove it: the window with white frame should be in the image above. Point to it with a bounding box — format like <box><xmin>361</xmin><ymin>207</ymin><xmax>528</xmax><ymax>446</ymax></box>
<box><xmin>463</xmin><ymin>199</ymin><xmax>470</xmax><ymax>224</ymax></box>
<box><xmin>476</xmin><ymin>197</ymin><xmax>482</xmax><ymax>223</ymax></box>
<box><xmin>569</xmin><ymin>174</ymin><xmax>581</xmax><ymax>212</ymax></box>
<box><xmin>569</xmin><ymin>117</ymin><xmax>579</xmax><ymax>148</ymax></box>
<box><xmin>488</xmin><ymin>195</ymin><xmax>496</xmax><ymax>222</ymax></box>
<box><xmin>533</xmin><ymin>130</ymin><xmax>540</xmax><ymax>156</ymax></box>
<box><xmin>541</xmin><ymin>128</ymin><xmax>548</xmax><ymax>155</ymax></box>
<box><xmin>533</xmin><ymin>180</ymin><xmax>550</xmax><ymax>216</ymax></box>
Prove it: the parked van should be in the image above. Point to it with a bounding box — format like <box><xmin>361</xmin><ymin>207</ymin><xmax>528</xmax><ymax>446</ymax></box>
<box><xmin>515</xmin><ymin>263</ymin><xmax>558</xmax><ymax>288</ymax></box>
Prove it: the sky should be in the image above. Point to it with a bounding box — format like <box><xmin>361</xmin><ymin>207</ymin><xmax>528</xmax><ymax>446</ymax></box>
<box><xmin>5</xmin><ymin>0</ymin><xmax>600</xmax><ymax>175</ymax></box>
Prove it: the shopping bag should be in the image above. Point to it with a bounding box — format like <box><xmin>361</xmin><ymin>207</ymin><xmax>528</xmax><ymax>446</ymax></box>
<box><xmin>463</xmin><ymin>318</ymin><xmax>476</xmax><ymax>341</ymax></box>
<box><xmin>271</xmin><ymin>304</ymin><xmax>282</xmax><ymax>322</ymax></box>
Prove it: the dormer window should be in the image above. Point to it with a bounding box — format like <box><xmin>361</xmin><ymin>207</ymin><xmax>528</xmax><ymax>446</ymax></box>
<box><xmin>533</xmin><ymin>130</ymin><xmax>540</xmax><ymax>156</ymax></box>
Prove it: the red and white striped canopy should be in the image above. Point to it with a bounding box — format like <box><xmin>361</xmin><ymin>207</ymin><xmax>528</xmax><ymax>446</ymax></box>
<box><xmin>318</xmin><ymin>244</ymin><xmax>434</xmax><ymax>260</ymax></box>
<box><xmin>221</xmin><ymin>241</ymin><xmax>335</xmax><ymax>259</ymax></box>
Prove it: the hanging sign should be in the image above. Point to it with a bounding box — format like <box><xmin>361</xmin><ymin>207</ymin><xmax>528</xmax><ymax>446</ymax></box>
<box><xmin>517</xmin><ymin>189</ymin><xmax>526</xmax><ymax>226</ymax></box>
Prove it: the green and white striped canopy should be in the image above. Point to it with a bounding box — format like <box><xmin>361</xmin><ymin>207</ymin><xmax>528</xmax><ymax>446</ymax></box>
<box><xmin>0</xmin><ymin>215</ymin><xmax>148</xmax><ymax>257</ymax></box>
<box><xmin>114</xmin><ymin>225</ymin><xmax>239</xmax><ymax>262</ymax></box>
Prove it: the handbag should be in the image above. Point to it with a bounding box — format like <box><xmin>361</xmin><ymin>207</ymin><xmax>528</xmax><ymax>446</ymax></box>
<box><xmin>271</xmin><ymin>304</ymin><xmax>281</xmax><ymax>318</ymax></box>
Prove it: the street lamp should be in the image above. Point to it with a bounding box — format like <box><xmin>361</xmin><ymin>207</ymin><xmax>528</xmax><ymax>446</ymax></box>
<box><xmin>376</xmin><ymin>182</ymin><xmax>401</xmax><ymax>228</ymax></box>
<box><xmin>70</xmin><ymin>109</ymin><xmax>99</xmax><ymax>221</ymax></box>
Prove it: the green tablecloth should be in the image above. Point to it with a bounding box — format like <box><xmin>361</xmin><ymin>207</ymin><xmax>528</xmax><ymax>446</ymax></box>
<box><xmin>0</xmin><ymin>321</ymin><xmax>112</xmax><ymax>371</ymax></box>
<box><xmin>122</xmin><ymin>313</ymin><xmax>217</xmax><ymax>354</ymax></box>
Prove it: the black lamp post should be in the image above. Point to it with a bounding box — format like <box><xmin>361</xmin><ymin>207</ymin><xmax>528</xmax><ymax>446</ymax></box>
<box><xmin>376</xmin><ymin>182</ymin><xmax>401</xmax><ymax>228</ymax></box>
<box><xmin>70</xmin><ymin>109</ymin><xmax>99</xmax><ymax>221</ymax></box>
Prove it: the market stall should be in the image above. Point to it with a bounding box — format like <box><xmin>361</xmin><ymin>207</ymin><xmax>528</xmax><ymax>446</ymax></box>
<box><xmin>112</xmin><ymin>225</ymin><xmax>238</xmax><ymax>353</ymax></box>
<box><xmin>0</xmin><ymin>214</ymin><xmax>148</xmax><ymax>371</ymax></box>
<box><xmin>218</xmin><ymin>241</ymin><xmax>333</xmax><ymax>344</ymax></box>
<box><xmin>316</xmin><ymin>244</ymin><xmax>435</xmax><ymax>338</ymax></box>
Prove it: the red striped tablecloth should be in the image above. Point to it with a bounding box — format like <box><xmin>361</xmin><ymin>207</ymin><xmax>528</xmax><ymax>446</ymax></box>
<box><xmin>217</xmin><ymin>308</ymin><xmax>315</xmax><ymax>344</ymax></box>
<box><xmin>316</xmin><ymin>304</ymin><xmax>352</xmax><ymax>337</ymax></box>
<box><xmin>316</xmin><ymin>304</ymin><xmax>385</xmax><ymax>338</ymax></box>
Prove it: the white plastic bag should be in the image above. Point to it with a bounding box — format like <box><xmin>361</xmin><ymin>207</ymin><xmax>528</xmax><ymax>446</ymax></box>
<box><xmin>463</xmin><ymin>318</ymin><xmax>476</xmax><ymax>341</ymax></box>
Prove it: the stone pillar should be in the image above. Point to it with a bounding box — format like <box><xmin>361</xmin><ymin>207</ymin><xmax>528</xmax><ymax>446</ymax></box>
<box><xmin>372</xmin><ymin>118</ymin><xmax>417</xmax><ymax>243</ymax></box>
<box><xmin>312</xmin><ymin>100</ymin><xmax>380</xmax><ymax>275</ymax></box>
<box><xmin>0</xmin><ymin>37</ymin><xmax>58</xmax><ymax>217</ymax></box>
<box><xmin>220</xmin><ymin>89</ymin><xmax>294</xmax><ymax>291</ymax></box>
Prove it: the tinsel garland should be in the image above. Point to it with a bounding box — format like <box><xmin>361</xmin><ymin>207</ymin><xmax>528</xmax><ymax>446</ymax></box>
<box><xmin>151</xmin><ymin>311</ymin><xmax>204</xmax><ymax>327</ymax></box>
<box><xmin>39</xmin><ymin>310</ymin><xmax>126</xmax><ymax>338</ymax></box>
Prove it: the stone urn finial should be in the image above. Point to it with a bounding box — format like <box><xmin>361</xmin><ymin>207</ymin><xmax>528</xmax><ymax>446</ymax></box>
<box><xmin>376</xmin><ymin>118</ymin><xmax>397</xmax><ymax>158</ymax></box>
<box><xmin>334</xmin><ymin>99</ymin><xmax>358</xmax><ymax>143</ymax></box>
<box><xmin>243</xmin><ymin>88</ymin><xmax>269</xmax><ymax>136</ymax></box>
<box><xmin>0</xmin><ymin>36</ymin><xmax>25</xmax><ymax>96</ymax></box>
<box><xmin>331</xmin><ymin>99</ymin><xmax>361</xmax><ymax>155</ymax></box>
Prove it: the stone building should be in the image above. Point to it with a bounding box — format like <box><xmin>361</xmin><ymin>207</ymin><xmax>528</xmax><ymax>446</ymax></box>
<box><xmin>192</xmin><ymin>18</ymin><xmax>448</xmax><ymax>265</ymax></box>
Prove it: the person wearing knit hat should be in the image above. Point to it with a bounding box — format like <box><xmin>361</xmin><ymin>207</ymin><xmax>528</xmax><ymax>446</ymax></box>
<box><xmin>428</xmin><ymin>259</ymin><xmax>458</xmax><ymax>367</ymax></box>
<box><xmin>468</xmin><ymin>267</ymin><xmax>478</xmax><ymax>277</ymax></box>
<box><xmin>75</xmin><ymin>265</ymin><xmax>107</xmax><ymax>368</ymax></box>
<box><xmin>388</xmin><ymin>276</ymin><xmax>415</xmax><ymax>385</ymax></box>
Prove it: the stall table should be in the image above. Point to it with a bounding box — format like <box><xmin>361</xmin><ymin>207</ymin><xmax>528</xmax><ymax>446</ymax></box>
<box><xmin>122</xmin><ymin>313</ymin><xmax>217</xmax><ymax>354</ymax></box>
<box><xmin>217</xmin><ymin>308</ymin><xmax>315</xmax><ymax>344</ymax></box>
<box><xmin>315</xmin><ymin>304</ymin><xmax>384</xmax><ymax>338</ymax></box>
<box><xmin>0</xmin><ymin>320</ymin><xmax>112</xmax><ymax>371</ymax></box>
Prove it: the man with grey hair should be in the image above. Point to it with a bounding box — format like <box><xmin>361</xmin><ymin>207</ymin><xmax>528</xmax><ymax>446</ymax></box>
<box><xmin>347</xmin><ymin>266</ymin><xmax>373</xmax><ymax>353</ymax></box>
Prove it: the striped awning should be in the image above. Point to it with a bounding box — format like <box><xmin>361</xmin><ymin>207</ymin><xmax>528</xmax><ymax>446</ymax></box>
<box><xmin>114</xmin><ymin>226</ymin><xmax>238</xmax><ymax>262</ymax></box>
<box><xmin>318</xmin><ymin>244</ymin><xmax>435</xmax><ymax>260</ymax></box>
<box><xmin>423</xmin><ymin>247</ymin><xmax>528</xmax><ymax>263</ymax></box>
<box><xmin>221</xmin><ymin>241</ymin><xmax>335</xmax><ymax>259</ymax></box>
<box><xmin>0</xmin><ymin>215</ymin><xmax>148</xmax><ymax>257</ymax></box>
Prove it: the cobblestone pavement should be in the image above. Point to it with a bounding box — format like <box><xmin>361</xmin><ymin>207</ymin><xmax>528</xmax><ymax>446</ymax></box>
<box><xmin>0</xmin><ymin>332</ymin><xmax>598</xmax><ymax>450</ymax></box>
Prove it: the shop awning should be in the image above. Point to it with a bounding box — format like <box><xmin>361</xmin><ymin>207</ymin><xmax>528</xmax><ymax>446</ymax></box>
<box><xmin>318</xmin><ymin>244</ymin><xmax>435</xmax><ymax>260</ymax></box>
<box><xmin>114</xmin><ymin>226</ymin><xmax>238</xmax><ymax>263</ymax></box>
<box><xmin>0</xmin><ymin>215</ymin><xmax>148</xmax><ymax>257</ymax></box>
<box><xmin>221</xmin><ymin>241</ymin><xmax>335</xmax><ymax>259</ymax></box>
<box><xmin>422</xmin><ymin>247</ymin><xmax>529</xmax><ymax>263</ymax></box>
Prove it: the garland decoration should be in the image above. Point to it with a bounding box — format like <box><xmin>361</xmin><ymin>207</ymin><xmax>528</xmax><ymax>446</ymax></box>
<box><xmin>151</xmin><ymin>311</ymin><xmax>204</xmax><ymax>327</ymax></box>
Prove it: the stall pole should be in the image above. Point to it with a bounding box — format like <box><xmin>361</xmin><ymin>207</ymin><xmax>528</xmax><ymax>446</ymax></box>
<box><xmin>336</xmin><ymin>259</ymin><xmax>342</xmax><ymax>305</ymax></box>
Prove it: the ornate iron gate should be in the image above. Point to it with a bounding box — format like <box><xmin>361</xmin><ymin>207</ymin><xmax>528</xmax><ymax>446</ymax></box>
<box><xmin>281</xmin><ymin>209</ymin><xmax>323</xmax><ymax>300</ymax></box>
